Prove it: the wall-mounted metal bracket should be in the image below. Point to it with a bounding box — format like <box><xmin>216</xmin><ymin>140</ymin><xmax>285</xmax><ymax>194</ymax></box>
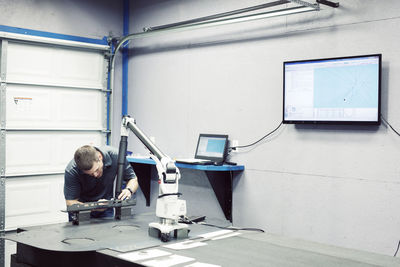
<box><xmin>316</xmin><ymin>0</ymin><xmax>339</xmax><ymax>8</ymax></box>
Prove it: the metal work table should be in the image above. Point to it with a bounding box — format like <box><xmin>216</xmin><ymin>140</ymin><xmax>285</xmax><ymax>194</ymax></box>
<box><xmin>5</xmin><ymin>212</ymin><xmax>400</xmax><ymax>267</ymax></box>
<box><xmin>127</xmin><ymin>156</ymin><xmax>244</xmax><ymax>222</ymax></box>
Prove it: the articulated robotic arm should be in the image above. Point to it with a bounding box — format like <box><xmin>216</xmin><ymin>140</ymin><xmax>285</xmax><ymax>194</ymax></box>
<box><xmin>116</xmin><ymin>116</ymin><xmax>188</xmax><ymax>242</ymax></box>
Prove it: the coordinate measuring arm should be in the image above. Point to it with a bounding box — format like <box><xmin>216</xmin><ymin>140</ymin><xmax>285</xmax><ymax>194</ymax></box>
<box><xmin>116</xmin><ymin>115</ymin><xmax>189</xmax><ymax>242</ymax></box>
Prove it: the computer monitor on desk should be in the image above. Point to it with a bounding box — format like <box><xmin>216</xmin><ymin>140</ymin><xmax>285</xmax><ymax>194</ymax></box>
<box><xmin>196</xmin><ymin>134</ymin><xmax>228</xmax><ymax>162</ymax></box>
<box><xmin>175</xmin><ymin>134</ymin><xmax>229</xmax><ymax>165</ymax></box>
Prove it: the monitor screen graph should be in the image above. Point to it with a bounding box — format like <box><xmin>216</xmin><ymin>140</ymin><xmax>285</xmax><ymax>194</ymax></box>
<box><xmin>283</xmin><ymin>54</ymin><xmax>381</xmax><ymax>125</ymax></box>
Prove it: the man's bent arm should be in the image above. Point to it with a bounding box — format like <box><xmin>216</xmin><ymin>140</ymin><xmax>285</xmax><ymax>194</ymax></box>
<box><xmin>66</xmin><ymin>199</ymin><xmax>83</xmax><ymax>206</ymax></box>
<box><xmin>126</xmin><ymin>177</ymin><xmax>138</xmax><ymax>194</ymax></box>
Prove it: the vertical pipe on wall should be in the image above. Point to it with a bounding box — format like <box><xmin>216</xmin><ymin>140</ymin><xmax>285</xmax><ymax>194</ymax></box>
<box><xmin>106</xmin><ymin>41</ymin><xmax>114</xmax><ymax>145</ymax></box>
<box><xmin>122</xmin><ymin>0</ymin><xmax>129</xmax><ymax>116</ymax></box>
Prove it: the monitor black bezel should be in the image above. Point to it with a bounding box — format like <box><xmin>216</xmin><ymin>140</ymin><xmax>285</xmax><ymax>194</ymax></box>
<box><xmin>282</xmin><ymin>54</ymin><xmax>382</xmax><ymax>125</ymax></box>
<box><xmin>194</xmin><ymin>133</ymin><xmax>229</xmax><ymax>163</ymax></box>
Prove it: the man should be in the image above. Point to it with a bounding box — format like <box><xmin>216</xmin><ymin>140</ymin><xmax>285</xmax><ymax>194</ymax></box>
<box><xmin>64</xmin><ymin>145</ymin><xmax>138</xmax><ymax>219</ymax></box>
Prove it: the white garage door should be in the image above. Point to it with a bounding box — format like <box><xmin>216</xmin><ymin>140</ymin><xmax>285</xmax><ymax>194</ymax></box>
<box><xmin>0</xmin><ymin>35</ymin><xmax>110</xmax><ymax>231</ymax></box>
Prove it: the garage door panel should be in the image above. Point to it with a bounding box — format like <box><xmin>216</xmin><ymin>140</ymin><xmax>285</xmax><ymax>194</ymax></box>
<box><xmin>56</xmin><ymin>48</ymin><xmax>105</xmax><ymax>86</ymax></box>
<box><xmin>57</xmin><ymin>133</ymin><xmax>105</xmax><ymax>165</ymax></box>
<box><xmin>7</xmin><ymin>42</ymin><xmax>52</xmax><ymax>80</ymax></box>
<box><xmin>6</xmin><ymin>181</ymin><xmax>52</xmax><ymax>217</ymax></box>
<box><xmin>59</xmin><ymin>89</ymin><xmax>103</xmax><ymax>125</ymax></box>
<box><xmin>6</xmin><ymin>85</ymin><xmax>52</xmax><ymax>123</ymax></box>
<box><xmin>6</xmin><ymin>84</ymin><xmax>104</xmax><ymax>129</ymax></box>
<box><xmin>5</xmin><ymin>131</ymin><xmax>104</xmax><ymax>176</ymax></box>
<box><xmin>6</xmin><ymin>42</ymin><xmax>105</xmax><ymax>89</ymax></box>
<box><xmin>5</xmin><ymin>175</ymin><xmax>67</xmax><ymax>230</ymax></box>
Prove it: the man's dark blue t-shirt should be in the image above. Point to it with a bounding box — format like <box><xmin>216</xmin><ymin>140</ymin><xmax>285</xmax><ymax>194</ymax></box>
<box><xmin>64</xmin><ymin>146</ymin><xmax>136</xmax><ymax>202</ymax></box>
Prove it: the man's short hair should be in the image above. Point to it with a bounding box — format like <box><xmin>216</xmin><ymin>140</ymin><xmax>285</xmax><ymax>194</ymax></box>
<box><xmin>74</xmin><ymin>145</ymin><xmax>98</xmax><ymax>171</ymax></box>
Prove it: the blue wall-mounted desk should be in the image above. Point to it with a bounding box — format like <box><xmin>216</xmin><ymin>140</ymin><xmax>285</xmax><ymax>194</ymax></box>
<box><xmin>129</xmin><ymin>157</ymin><xmax>244</xmax><ymax>171</ymax></box>
<box><xmin>127</xmin><ymin>157</ymin><xmax>244</xmax><ymax>222</ymax></box>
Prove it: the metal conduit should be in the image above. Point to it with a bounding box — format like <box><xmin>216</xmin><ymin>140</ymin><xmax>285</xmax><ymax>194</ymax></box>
<box><xmin>139</xmin><ymin>0</ymin><xmax>321</xmax><ymax>34</ymax></box>
<box><xmin>143</xmin><ymin>0</ymin><xmax>291</xmax><ymax>32</ymax></box>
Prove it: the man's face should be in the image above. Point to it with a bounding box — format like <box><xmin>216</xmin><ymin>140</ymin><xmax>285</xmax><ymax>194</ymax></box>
<box><xmin>83</xmin><ymin>153</ymin><xmax>103</xmax><ymax>178</ymax></box>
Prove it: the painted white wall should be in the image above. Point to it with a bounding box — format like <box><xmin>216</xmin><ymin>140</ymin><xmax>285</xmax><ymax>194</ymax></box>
<box><xmin>0</xmin><ymin>0</ymin><xmax>122</xmax><ymax>39</ymax></box>
<box><xmin>127</xmin><ymin>0</ymin><xmax>400</xmax><ymax>256</ymax></box>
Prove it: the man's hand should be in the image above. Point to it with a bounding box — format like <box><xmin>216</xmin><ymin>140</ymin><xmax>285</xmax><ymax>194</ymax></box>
<box><xmin>92</xmin><ymin>198</ymin><xmax>108</xmax><ymax>212</ymax></box>
<box><xmin>118</xmin><ymin>178</ymin><xmax>138</xmax><ymax>200</ymax></box>
<box><xmin>118</xmin><ymin>188</ymin><xmax>132</xmax><ymax>200</ymax></box>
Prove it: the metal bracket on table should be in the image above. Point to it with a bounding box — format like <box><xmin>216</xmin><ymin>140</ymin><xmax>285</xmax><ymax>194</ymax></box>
<box><xmin>63</xmin><ymin>198</ymin><xmax>136</xmax><ymax>225</ymax></box>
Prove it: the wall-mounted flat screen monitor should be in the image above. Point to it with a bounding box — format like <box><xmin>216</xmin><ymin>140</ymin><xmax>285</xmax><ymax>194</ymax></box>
<box><xmin>283</xmin><ymin>54</ymin><xmax>381</xmax><ymax>125</ymax></box>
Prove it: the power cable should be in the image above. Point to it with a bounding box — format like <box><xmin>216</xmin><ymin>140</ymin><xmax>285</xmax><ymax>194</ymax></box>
<box><xmin>381</xmin><ymin>115</ymin><xmax>400</xmax><ymax>137</ymax></box>
<box><xmin>230</xmin><ymin>121</ymin><xmax>283</xmax><ymax>152</ymax></box>
<box><xmin>394</xmin><ymin>240</ymin><xmax>400</xmax><ymax>257</ymax></box>
<box><xmin>197</xmin><ymin>221</ymin><xmax>265</xmax><ymax>233</ymax></box>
